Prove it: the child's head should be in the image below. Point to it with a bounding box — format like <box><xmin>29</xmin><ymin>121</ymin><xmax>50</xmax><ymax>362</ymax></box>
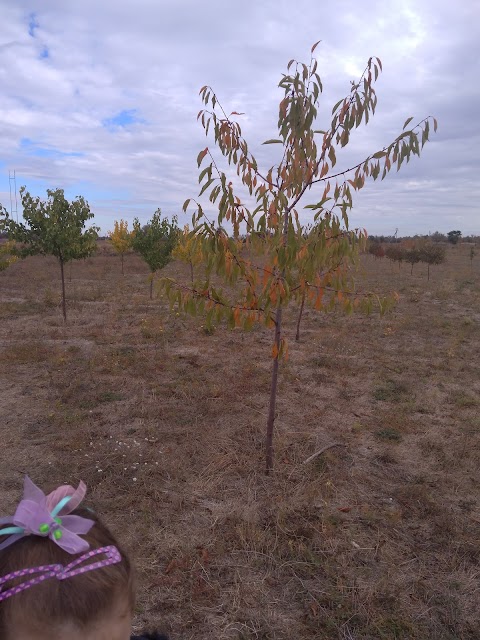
<box><xmin>0</xmin><ymin>477</ymin><xmax>135</xmax><ymax>640</ymax></box>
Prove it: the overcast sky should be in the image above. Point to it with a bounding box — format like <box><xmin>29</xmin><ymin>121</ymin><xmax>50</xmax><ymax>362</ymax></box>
<box><xmin>1</xmin><ymin>0</ymin><xmax>478</xmax><ymax>236</ymax></box>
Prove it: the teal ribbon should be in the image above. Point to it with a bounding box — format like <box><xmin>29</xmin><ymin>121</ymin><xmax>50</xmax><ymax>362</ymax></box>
<box><xmin>0</xmin><ymin>526</ymin><xmax>24</xmax><ymax>536</ymax></box>
<box><xmin>50</xmin><ymin>496</ymin><xmax>72</xmax><ymax>518</ymax></box>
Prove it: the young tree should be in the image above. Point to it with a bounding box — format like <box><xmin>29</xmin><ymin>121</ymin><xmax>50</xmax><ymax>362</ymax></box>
<box><xmin>470</xmin><ymin>246</ymin><xmax>475</xmax><ymax>270</ymax></box>
<box><xmin>172</xmin><ymin>224</ymin><xmax>204</xmax><ymax>285</ymax></box>
<box><xmin>132</xmin><ymin>209</ymin><xmax>179</xmax><ymax>299</ymax></box>
<box><xmin>368</xmin><ymin>240</ymin><xmax>385</xmax><ymax>259</ymax></box>
<box><xmin>108</xmin><ymin>219</ymin><xmax>135</xmax><ymax>274</ymax></box>
<box><xmin>162</xmin><ymin>43</ymin><xmax>436</xmax><ymax>473</ymax></box>
<box><xmin>447</xmin><ymin>230</ymin><xmax>462</xmax><ymax>245</ymax></box>
<box><xmin>0</xmin><ymin>187</ymin><xmax>98</xmax><ymax>321</ymax></box>
<box><xmin>419</xmin><ymin>243</ymin><xmax>446</xmax><ymax>280</ymax></box>
<box><xmin>385</xmin><ymin>245</ymin><xmax>406</xmax><ymax>270</ymax></box>
<box><xmin>404</xmin><ymin>247</ymin><xmax>421</xmax><ymax>274</ymax></box>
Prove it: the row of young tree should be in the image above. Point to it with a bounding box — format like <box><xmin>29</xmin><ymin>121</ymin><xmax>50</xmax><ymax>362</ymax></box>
<box><xmin>369</xmin><ymin>241</ymin><xmax>443</xmax><ymax>279</ymax></box>
<box><xmin>369</xmin><ymin>239</ymin><xmax>475</xmax><ymax>279</ymax></box>
<box><xmin>1</xmin><ymin>42</ymin><xmax>439</xmax><ymax>473</ymax></box>
<box><xmin>0</xmin><ymin>190</ymin><xmax>180</xmax><ymax>319</ymax></box>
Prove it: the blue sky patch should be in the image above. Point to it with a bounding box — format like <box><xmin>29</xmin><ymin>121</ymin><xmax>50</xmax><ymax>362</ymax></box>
<box><xmin>39</xmin><ymin>46</ymin><xmax>49</xmax><ymax>59</ymax></box>
<box><xmin>28</xmin><ymin>13</ymin><xmax>38</xmax><ymax>37</ymax></box>
<box><xmin>20</xmin><ymin>138</ymin><xmax>83</xmax><ymax>159</ymax></box>
<box><xmin>102</xmin><ymin>109</ymin><xmax>144</xmax><ymax>130</ymax></box>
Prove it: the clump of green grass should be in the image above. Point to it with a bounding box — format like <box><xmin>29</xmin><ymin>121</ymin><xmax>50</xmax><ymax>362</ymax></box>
<box><xmin>98</xmin><ymin>391</ymin><xmax>124</xmax><ymax>403</ymax></box>
<box><xmin>451</xmin><ymin>391</ymin><xmax>479</xmax><ymax>408</ymax></box>
<box><xmin>43</xmin><ymin>287</ymin><xmax>61</xmax><ymax>308</ymax></box>
<box><xmin>0</xmin><ymin>300</ymin><xmax>44</xmax><ymax>318</ymax></box>
<box><xmin>310</xmin><ymin>354</ymin><xmax>332</xmax><ymax>369</ymax></box>
<box><xmin>373</xmin><ymin>379</ymin><xmax>410</xmax><ymax>402</ymax></box>
<box><xmin>0</xmin><ymin>341</ymin><xmax>55</xmax><ymax>364</ymax></box>
<box><xmin>372</xmin><ymin>616</ymin><xmax>416</xmax><ymax>639</ymax></box>
<box><xmin>202</xmin><ymin>324</ymin><xmax>216</xmax><ymax>336</ymax></box>
<box><xmin>375</xmin><ymin>429</ymin><xmax>402</xmax><ymax>442</ymax></box>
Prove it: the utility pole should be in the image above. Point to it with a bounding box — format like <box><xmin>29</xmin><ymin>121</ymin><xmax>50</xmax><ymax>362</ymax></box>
<box><xmin>8</xmin><ymin>170</ymin><xmax>18</xmax><ymax>222</ymax></box>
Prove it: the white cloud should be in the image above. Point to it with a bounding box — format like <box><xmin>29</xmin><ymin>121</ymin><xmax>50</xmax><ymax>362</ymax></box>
<box><xmin>0</xmin><ymin>0</ymin><xmax>478</xmax><ymax>234</ymax></box>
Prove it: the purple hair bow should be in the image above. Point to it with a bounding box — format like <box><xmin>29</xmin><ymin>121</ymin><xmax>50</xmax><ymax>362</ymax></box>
<box><xmin>0</xmin><ymin>476</ymin><xmax>95</xmax><ymax>554</ymax></box>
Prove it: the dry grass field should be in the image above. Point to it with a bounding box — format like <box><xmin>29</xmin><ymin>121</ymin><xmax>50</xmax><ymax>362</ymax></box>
<box><xmin>0</xmin><ymin>242</ymin><xmax>479</xmax><ymax>639</ymax></box>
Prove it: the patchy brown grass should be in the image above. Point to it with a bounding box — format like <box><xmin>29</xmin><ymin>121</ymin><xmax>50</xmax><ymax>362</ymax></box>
<box><xmin>0</xmin><ymin>244</ymin><xmax>479</xmax><ymax>639</ymax></box>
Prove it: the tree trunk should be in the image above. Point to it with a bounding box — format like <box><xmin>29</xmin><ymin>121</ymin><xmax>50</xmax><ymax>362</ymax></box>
<box><xmin>295</xmin><ymin>288</ymin><xmax>306</xmax><ymax>341</ymax></box>
<box><xmin>60</xmin><ymin>258</ymin><xmax>67</xmax><ymax>322</ymax></box>
<box><xmin>69</xmin><ymin>261</ymin><xmax>72</xmax><ymax>282</ymax></box>
<box><xmin>121</xmin><ymin>253</ymin><xmax>124</xmax><ymax>276</ymax></box>
<box><xmin>265</xmin><ymin>207</ymin><xmax>290</xmax><ymax>475</ymax></box>
<box><xmin>190</xmin><ymin>261</ymin><xmax>194</xmax><ymax>286</ymax></box>
<box><xmin>427</xmin><ymin>264</ymin><xmax>430</xmax><ymax>281</ymax></box>
<box><xmin>266</xmin><ymin>305</ymin><xmax>282</xmax><ymax>475</ymax></box>
<box><xmin>150</xmin><ymin>274</ymin><xmax>154</xmax><ymax>299</ymax></box>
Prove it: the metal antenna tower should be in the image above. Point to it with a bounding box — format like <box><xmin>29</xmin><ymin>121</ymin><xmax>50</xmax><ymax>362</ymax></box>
<box><xmin>8</xmin><ymin>170</ymin><xmax>19</xmax><ymax>222</ymax></box>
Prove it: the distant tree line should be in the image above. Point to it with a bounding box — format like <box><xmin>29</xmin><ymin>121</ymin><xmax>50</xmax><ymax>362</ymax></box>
<box><xmin>368</xmin><ymin>230</ymin><xmax>479</xmax><ymax>245</ymax></box>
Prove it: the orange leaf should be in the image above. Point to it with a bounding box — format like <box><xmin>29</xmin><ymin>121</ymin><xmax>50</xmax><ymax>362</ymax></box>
<box><xmin>197</xmin><ymin>147</ymin><xmax>208</xmax><ymax>168</ymax></box>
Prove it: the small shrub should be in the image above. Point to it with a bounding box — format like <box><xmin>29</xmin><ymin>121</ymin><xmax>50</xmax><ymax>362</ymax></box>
<box><xmin>98</xmin><ymin>391</ymin><xmax>124</xmax><ymax>403</ymax></box>
<box><xmin>451</xmin><ymin>391</ymin><xmax>478</xmax><ymax>408</ymax></box>
<box><xmin>43</xmin><ymin>287</ymin><xmax>61</xmax><ymax>308</ymax></box>
<box><xmin>375</xmin><ymin>428</ymin><xmax>402</xmax><ymax>441</ymax></box>
<box><xmin>373</xmin><ymin>379</ymin><xmax>410</xmax><ymax>402</ymax></box>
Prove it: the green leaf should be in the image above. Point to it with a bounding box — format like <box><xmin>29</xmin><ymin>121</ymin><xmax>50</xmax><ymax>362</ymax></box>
<box><xmin>402</xmin><ymin>116</ymin><xmax>414</xmax><ymax>130</ymax></box>
<box><xmin>198</xmin><ymin>166</ymin><xmax>210</xmax><ymax>184</ymax></box>
<box><xmin>199</xmin><ymin>178</ymin><xmax>215</xmax><ymax>197</ymax></box>
<box><xmin>262</xmin><ymin>139</ymin><xmax>283</xmax><ymax>145</ymax></box>
<box><xmin>331</xmin><ymin>98</ymin><xmax>343</xmax><ymax>115</ymax></box>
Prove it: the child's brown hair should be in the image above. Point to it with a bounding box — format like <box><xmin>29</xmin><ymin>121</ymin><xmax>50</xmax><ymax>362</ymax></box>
<box><xmin>0</xmin><ymin>507</ymin><xmax>135</xmax><ymax>638</ymax></box>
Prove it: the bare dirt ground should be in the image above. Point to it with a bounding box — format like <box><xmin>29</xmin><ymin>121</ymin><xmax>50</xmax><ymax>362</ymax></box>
<box><xmin>0</xmin><ymin>243</ymin><xmax>479</xmax><ymax>639</ymax></box>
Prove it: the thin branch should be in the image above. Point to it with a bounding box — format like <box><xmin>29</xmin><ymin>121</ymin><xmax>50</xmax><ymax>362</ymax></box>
<box><xmin>302</xmin><ymin>442</ymin><xmax>345</xmax><ymax>465</ymax></box>
<box><xmin>309</xmin><ymin>117</ymin><xmax>432</xmax><ymax>187</ymax></box>
<box><xmin>164</xmin><ymin>279</ymin><xmax>276</xmax><ymax>325</ymax></box>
